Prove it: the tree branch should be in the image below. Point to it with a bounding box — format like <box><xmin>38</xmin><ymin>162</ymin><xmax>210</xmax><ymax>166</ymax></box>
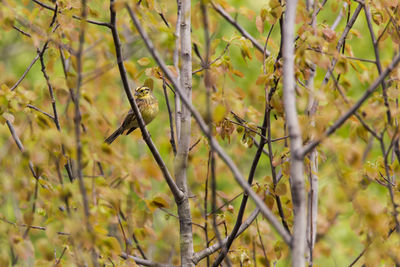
<box><xmin>301</xmin><ymin>51</ymin><xmax>400</xmax><ymax>157</ymax></box>
<box><xmin>364</xmin><ymin>3</ymin><xmax>391</xmax><ymax>122</ymax></box>
<box><xmin>10</xmin><ymin>54</ymin><xmax>39</xmax><ymax>91</ymax></box>
<box><xmin>322</xmin><ymin>3</ymin><xmax>363</xmax><ymax>85</ymax></box>
<box><xmin>31</xmin><ymin>0</ymin><xmax>111</xmax><ymax>27</ymax></box>
<box><xmin>120</xmin><ymin>253</ymin><xmax>177</xmax><ymax>267</ymax></box>
<box><xmin>210</xmin><ymin>2</ymin><xmax>267</xmax><ymax>55</ymax></box>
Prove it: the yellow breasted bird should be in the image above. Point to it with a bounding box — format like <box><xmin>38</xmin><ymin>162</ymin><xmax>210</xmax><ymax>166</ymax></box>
<box><xmin>105</xmin><ymin>85</ymin><xmax>159</xmax><ymax>144</ymax></box>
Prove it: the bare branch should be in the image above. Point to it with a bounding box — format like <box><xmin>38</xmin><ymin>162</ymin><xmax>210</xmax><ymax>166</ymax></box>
<box><xmin>364</xmin><ymin>3</ymin><xmax>391</xmax><ymax>122</ymax></box>
<box><xmin>120</xmin><ymin>253</ymin><xmax>177</xmax><ymax>267</ymax></box>
<box><xmin>12</xmin><ymin>25</ymin><xmax>31</xmax><ymax>37</ymax></box>
<box><xmin>322</xmin><ymin>4</ymin><xmax>363</xmax><ymax>85</ymax></box>
<box><xmin>161</xmin><ymin>76</ymin><xmax>177</xmax><ymax>155</ymax></box>
<box><xmin>27</xmin><ymin>104</ymin><xmax>54</xmax><ymax>120</ymax></box>
<box><xmin>192</xmin><ymin>42</ymin><xmax>230</xmax><ymax>74</ymax></box>
<box><xmin>6</xmin><ymin>121</ymin><xmax>38</xmax><ymax>180</ymax></box>
<box><xmin>54</xmin><ymin>247</ymin><xmax>67</xmax><ymax>266</ymax></box>
<box><xmin>210</xmin><ymin>2</ymin><xmax>268</xmax><ymax>56</ymax></box>
<box><xmin>31</xmin><ymin>0</ymin><xmax>111</xmax><ymax>27</ymax></box>
<box><xmin>0</xmin><ymin>217</ymin><xmax>70</xmax><ymax>236</ymax></box>
<box><xmin>10</xmin><ymin>54</ymin><xmax>39</xmax><ymax>91</ymax></box>
<box><xmin>132</xmin><ymin>231</ymin><xmax>147</xmax><ymax>260</ymax></box>
<box><xmin>38</xmin><ymin>42</ymin><xmax>61</xmax><ymax>130</ymax></box>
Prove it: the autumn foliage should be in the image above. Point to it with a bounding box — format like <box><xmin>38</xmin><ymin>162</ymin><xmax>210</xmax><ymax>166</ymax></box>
<box><xmin>1</xmin><ymin>0</ymin><xmax>400</xmax><ymax>266</ymax></box>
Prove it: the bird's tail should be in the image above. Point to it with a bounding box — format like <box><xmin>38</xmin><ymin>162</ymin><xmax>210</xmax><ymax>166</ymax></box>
<box><xmin>105</xmin><ymin>127</ymin><xmax>124</xmax><ymax>144</ymax></box>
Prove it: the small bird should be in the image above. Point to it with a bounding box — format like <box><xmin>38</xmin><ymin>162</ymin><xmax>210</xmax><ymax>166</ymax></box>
<box><xmin>105</xmin><ymin>86</ymin><xmax>159</xmax><ymax>144</ymax></box>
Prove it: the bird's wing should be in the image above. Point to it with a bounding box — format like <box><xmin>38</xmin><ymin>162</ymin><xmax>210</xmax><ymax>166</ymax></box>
<box><xmin>120</xmin><ymin>109</ymin><xmax>136</xmax><ymax>129</ymax></box>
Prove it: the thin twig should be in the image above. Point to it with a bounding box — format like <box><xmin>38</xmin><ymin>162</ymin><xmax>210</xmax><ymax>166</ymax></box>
<box><xmin>0</xmin><ymin>217</ymin><xmax>70</xmax><ymax>235</ymax></box>
<box><xmin>132</xmin><ymin>231</ymin><xmax>147</xmax><ymax>260</ymax></box>
<box><xmin>32</xmin><ymin>0</ymin><xmax>111</xmax><ymax>27</ymax></box>
<box><xmin>189</xmin><ymin>138</ymin><xmax>201</xmax><ymax>152</ymax></box>
<box><xmin>204</xmin><ymin>152</ymin><xmax>210</xmax><ymax>267</ymax></box>
<box><xmin>256</xmin><ymin>218</ymin><xmax>269</xmax><ymax>265</ymax></box>
<box><xmin>206</xmin><ymin>191</ymin><xmax>244</xmax><ymax>217</ymax></box>
<box><xmin>38</xmin><ymin>42</ymin><xmax>61</xmax><ymax>130</ymax></box>
<box><xmin>53</xmin><ymin>247</ymin><xmax>67</xmax><ymax>266</ymax></box>
<box><xmin>162</xmin><ymin>75</ymin><xmax>177</xmax><ymax>155</ymax></box>
<box><xmin>27</xmin><ymin>104</ymin><xmax>54</xmax><ymax>119</ymax></box>
<box><xmin>117</xmin><ymin>214</ymin><xmax>129</xmax><ymax>255</ymax></box>
<box><xmin>6</xmin><ymin>121</ymin><xmax>38</xmax><ymax>180</ymax></box>
<box><xmin>12</xmin><ymin>25</ymin><xmax>31</xmax><ymax>37</ymax></box>
<box><xmin>159</xmin><ymin>208</ymin><xmax>205</xmax><ymax>229</ymax></box>
<box><xmin>322</xmin><ymin>4</ymin><xmax>363</xmax><ymax>85</ymax></box>
<box><xmin>10</xmin><ymin>55</ymin><xmax>40</xmax><ymax>91</ymax></box>
<box><xmin>210</xmin><ymin>2</ymin><xmax>267</xmax><ymax>55</ymax></box>
<box><xmin>120</xmin><ymin>253</ymin><xmax>176</xmax><ymax>267</ymax></box>
<box><xmin>192</xmin><ymin>42</ymin><xmax>231</xmax><ymax>74</ymax></box>
<box><xmin>364</xmin><ymin>4</ymin><xmax>391</xmax><ymax>122</ymax></box>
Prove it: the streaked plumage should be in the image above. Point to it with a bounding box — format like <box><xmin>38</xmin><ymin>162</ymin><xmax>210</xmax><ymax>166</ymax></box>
<box><xmin>105</xmin><ymin>86</ymin><xmax>158</xmax><ymax>144</ymax></box>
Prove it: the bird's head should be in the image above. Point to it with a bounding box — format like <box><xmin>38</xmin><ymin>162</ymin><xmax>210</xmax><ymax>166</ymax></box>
<box><xmin>135</xmin><ymin>86</ymin><xmax>152</xmax><ymax>99</ymax></box>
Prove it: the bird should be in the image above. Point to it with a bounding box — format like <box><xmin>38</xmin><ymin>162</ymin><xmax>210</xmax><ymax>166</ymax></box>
<box><xmin>105</xmin><ymin>86</ymin><xmax>159</xmax><ymax>144</ymax></box>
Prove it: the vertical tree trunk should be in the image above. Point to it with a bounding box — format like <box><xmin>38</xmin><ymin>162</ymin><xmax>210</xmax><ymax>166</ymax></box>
<box><xmin>175</xmin><ymin>0</ymin><xmax>194</xmax><ymax>265</ymax></box>
<box><xmin>174</xmin><ymin>0</ymin><xmax>182</xmax><ymax>142</ymax></box>
<box><xmin>305</xmin><ymin>1</ymin><xmax>319</xmax><ymax>265</ymax></box>
<box><xmin>282</xmin><ymin>0</ymin><xmax>306</xmax><ymax>266</ymax></box>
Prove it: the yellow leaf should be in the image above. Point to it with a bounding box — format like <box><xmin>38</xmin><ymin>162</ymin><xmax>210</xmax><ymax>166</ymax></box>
<box><xmin>66</xmin><ymin>71</ymin><xmax>77</xmax><ymax>89</ymax></box>
<box><xmin>143</xmin><ymin>78</ymin><xmax>154</xmax><ymax>90</ymax></box>
<box><xmin>124</xmin><ymin>61</ymin><xmax>137</xmax><ymax>79</ymax></box>
<box><xmin>213</xmin><ymin>105</ymin><xmax>227</xmax><ymax>123</ymax></box>
<box><xmin>94</xmin><ymin>225</ymin><xmax>109</xmax><ymax>235</ymax></box>
<box><xmin>138</xmin><ymin>57</ymin><xmax>151</xmax><ymax>66</ymax></box>
<box><xmin>150</xmin><ymin>196</ymin><xmax>169</xmax><ymax>210</ymax></box>
<box><xmin>232</xmin><ymin>69</ymin><xmax>244</xmax><ymax>77</ymax></box>
<box><xmin>275</xmin><ymin>183</ymin><xmax>287</xmax><ymax>196</ymax></box>
<box><xmin>265</xmin><ymin>194</ymin><xmax>275</xmax><ymax>209</ymax></box>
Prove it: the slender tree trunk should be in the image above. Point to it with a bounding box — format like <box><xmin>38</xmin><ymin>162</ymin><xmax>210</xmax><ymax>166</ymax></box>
<box><xmin>175</xmin><ymin>0</ymin><xmax>194</xmax><ymax>265</ymax></box>
<box><xmin>305</xmin><ymin>1</ymin><xmax>319</xmax><ymax>265</ymax></box>
<box><xmin>174</xmin><ymin>0</ymin><xmax>182</xmax><ymax>142</ymax></box>
<box><xmin>282</xmin><ymin>0</ymin><xmax>306</xmax><ymax>266</ymax></box>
